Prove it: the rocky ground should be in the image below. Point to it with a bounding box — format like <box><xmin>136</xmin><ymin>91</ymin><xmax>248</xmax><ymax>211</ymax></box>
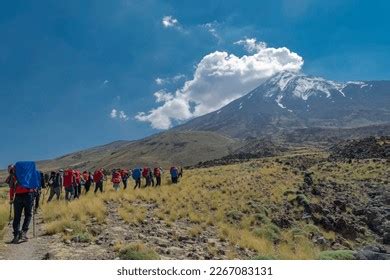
<box><xmin>0</xmin><ymin>137</ymin><xmax>389</xmax><ymax>260</ymax></box>
<box><xmin>329</xmin><ymin>136</ymin><xmax>390</xmax><ymax>160</ymax></box>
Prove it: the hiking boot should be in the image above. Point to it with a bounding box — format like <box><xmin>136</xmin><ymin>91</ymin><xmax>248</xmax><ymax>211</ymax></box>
<box><xmin>19</xmin><ymin>231</ymin><xmax>28</xmax><ymax>242</ymax></box>
<box><xmin>11</xmin><ymin>235</ymin><xmax>20</xmax><ymax>244</ymax></box>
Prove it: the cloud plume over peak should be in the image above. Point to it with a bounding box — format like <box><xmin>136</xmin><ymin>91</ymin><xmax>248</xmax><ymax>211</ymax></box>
<box><xmin>136</xmin><ymin>38</ymin><xmax>304</xmax><ymax>129</ymax></box>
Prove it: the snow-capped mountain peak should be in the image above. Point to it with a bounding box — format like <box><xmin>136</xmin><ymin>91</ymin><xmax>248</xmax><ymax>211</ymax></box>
<box><xmin>264</xmin><ymin>71</ymin><xmax>341</xmax><ymax>99</ymax></box>
<box><xmin>176</xmin><ymin>72</ymin><xmax>389</xmax><ymax>139</ymax></box>
<box><xmin>259</xmin><ymin>71</ymin><xmax>369</xmax><ymax>111</ymax></box>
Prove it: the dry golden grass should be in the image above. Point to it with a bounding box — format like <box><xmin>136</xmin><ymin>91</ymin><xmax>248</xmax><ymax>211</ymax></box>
<box><xmin>118</xmin><ymin>204</ymin><xmax>147</xmax><ymax>225</ymax></box>
<box><xmin>41</xmin><ymin>192</ymin><xmax>106</xmax><ymax>236</ymax></box>
<box><xmin>0</xmin><ymin>200</ymin><xmax>9</xmax><ymax>240</ymax></box>
<box><xmin>1</xmin><ymin>152</ymin><xmax>382</xmax><ymax>259</ymax></box>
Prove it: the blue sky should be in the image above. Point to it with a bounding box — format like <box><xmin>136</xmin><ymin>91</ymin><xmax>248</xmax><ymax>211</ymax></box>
<box><xmin>0</xmin><ymin>0</ymin><xmax>389</xmax><ymax>167</ymax></box>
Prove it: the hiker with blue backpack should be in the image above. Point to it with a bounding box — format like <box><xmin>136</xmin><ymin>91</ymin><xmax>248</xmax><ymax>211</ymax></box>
<box><xmin>170</xmin><ymin>166</ymin><xmax>179</xmax><ymax>184</ymax></box>
<box><xmin>7</xmin><ymin>162</ymin><xmax>40</xmax><ymax>244</ymax></box>
<box><xmin>132</xmin><ymin>168</ymin><xmax>142</xmax><ymax>189</ymax></box>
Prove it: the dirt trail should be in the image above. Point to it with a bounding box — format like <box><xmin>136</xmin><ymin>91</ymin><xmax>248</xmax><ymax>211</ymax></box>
<box><xmin>0</xmin><ymin>213</ymin><xmax>51</xmax><ymax>260</ymax></box>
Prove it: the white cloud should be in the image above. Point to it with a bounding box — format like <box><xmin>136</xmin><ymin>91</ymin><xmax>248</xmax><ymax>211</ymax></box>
<box><xmin>136</xmin><ymin>38</ymin><xmax>304</xmax><ymax>129</ymax></box>
<box><xmin>155</xmin><ymin>74</ymin><xmax>185</xmax><ymax>85</ymax></box>
<box><xmin>110</xmin><ymin>109</ymin><xmax>117</xmax><ymax>118</ymax></box>
<box><xmin>110</xmin><ymin>108</ymin><xmax>128</xmax><ymax>121</ymax></box>
<box><xmin>162</xmin><ymin>16</ymin><xmax>178</xmax><ymax>28</ymax></box>
<box><xmin>155</xmin><ymin>77</ymin><xmax>164</xmax><ymax>85</ymax></box>
<box><xmin>154</xmin><ymin>90</ymin><xmax>174</xmax><ymax>103</ymax></box>
<box><xmin>234</xmin><ymin>38</ymin><xmax>267</xmax><ymax>53</ymax></box>
<box><xmin>118</xmin><ymin>111</ymin><xmax>129</xmax><ymax>121</ymax></box>
<box><xmin>202</xmin><ymin>22</ymin><xmax>222</xmax><ymax>42</ymax></box>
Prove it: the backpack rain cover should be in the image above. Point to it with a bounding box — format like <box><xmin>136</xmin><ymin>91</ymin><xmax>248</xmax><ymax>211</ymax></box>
<box><xmin>15</xmin><ymin>161</ymin><xmax>40</xmax><ymax>189</ymax></box>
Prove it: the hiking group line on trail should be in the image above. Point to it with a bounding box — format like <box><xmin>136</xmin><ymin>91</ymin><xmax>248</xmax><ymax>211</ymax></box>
<box><xmin>4</xmin><ymin>161</ymin><xmax>184</xmax><ymax>246</ymax></box>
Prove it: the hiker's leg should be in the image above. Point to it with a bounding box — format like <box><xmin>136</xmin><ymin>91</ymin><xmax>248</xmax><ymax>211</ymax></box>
<box><xmin>85</xmin><ymin>183</ymin><xmax>90</xmax><ymax>193</ymax></box>
<box><xmin>78</xmin><ymin>184</ymin><xmax>82</xmax><ymax>196</ymax></box>
<box><xmin>71</xmin><ymin>187</ymin><xmax>75</xmax><ymax>199</ymax></box>
<box><xmin>65</xmin><ymin>189</ymin><xmax>71</xmax><ymax>200</ymax></box>
<box><xmin>55</xmin><ymin>188</ymin><xmax>60</xmax><ymax>200</ymax></box>
<box><xmin>21</xmin><ymin>193</ymin><xmax>34</xmax><ymax>233</ymax></box>
<box><xmin>96</xmin><ymin>182</ymin><xmax>102</xmax><ymax>193</ymax></box>
<box><xmin>74</xmin><ymin>185</ymin><xmax>79</xmax><ymax>198</ymax></box>
<box><xmin>47</xmin><ymin>188</ymin><xmax>54</xmax><ymax>202</ymax></box>
<box><xmin>13</xmin><ymin>196</ymin><xmax>23</xmax><ymax>237</ymax></box>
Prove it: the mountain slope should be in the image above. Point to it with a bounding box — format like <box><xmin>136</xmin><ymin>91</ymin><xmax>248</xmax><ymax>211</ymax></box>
<box><xmin>35</xmin><ymin>131</ymin><xmax>239</xmax><ymax>172</ymax></box>
<box><xmin>176</xmin><ymin>72</ymin><xmax>390</xmax><ymax>138</ymax></box>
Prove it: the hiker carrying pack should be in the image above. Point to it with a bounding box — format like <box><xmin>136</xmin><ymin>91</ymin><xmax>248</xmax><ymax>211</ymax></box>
<box><xmin>142</xmin><ymin>167</ymin><xmax>151</xmax><ymax>187</ymax></box>
<box><xmin>63</xmin><ymin>169</ymin><xmax>75</xmax><ymax>200</ymax></box>
<box><xmin>94</xmin><ymin>169</ymin><xmax>104</xmax><ymax>193</ymax></box>
<box><xmin>47</xmin><ymin>171</ymin><xmax>61</xmax><ymax>202</ymax></box>
<box><xmin>170</xmin><ymin>166</ymin><xmax>179</xmax><ymax>184</ymax></box>
<box><xmin>9</xmin><ymin>161</ymin><xmax>40</xmax><ymax>244</ymax></box>
<box><xmin>34</xmin><ymin>171</ymin><xmax>45</xmax><ymax>212</ymax></box>
<box><xmin>154</xmin><ymin>167</ymin><xmax>162</xmax><ymax>186</ymax></box>
<box><xmin>83</xmin><ymin>171</ymin><xmax>92</xmax><ymax>193</ymax></box>
<box><xmin>178</xmin><ymin>167</ymin><xmax>183</xmax><ymax>178</ymax></box>
<box><xmin>148</xmin><ymin>168</ymin><xmax>155</xmax><ymax>187</ymax></box>
<box><xmin>111</xmin><ymin>170</ymin><xmax>122</xmax><ymax>191</ymax></box>
<box><xmin>121</xmin><ymin>169</ymin><xmax>129</xmax><ymax>189</ymax></box>
<box><xmin>74</xmin><ymin>170</ymin><xmax>82</xmax><ymax>199</ymax></box>
<box><xmin>132</xmin><ymin>168</ymin><xmax>142</xmax><ymax>189</ymax></box>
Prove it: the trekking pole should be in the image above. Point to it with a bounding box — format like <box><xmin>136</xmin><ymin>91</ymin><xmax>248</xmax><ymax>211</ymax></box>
<box><xmin>32</xmin><ymin>196</ymin><xmax>36</xmax><ymax>238</ymax></box>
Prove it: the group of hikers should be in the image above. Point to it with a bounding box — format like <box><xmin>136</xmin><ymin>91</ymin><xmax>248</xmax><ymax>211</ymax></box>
<box><xmin>4</xmin><ymin>162</ymin><xmax>183</xmax><ymax>244</ymax></box>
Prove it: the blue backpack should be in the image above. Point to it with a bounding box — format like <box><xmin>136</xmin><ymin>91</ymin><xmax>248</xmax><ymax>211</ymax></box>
<box><xmin>15</xmin><ymin>161</ymin><xmax>41</xmax><ymax>189</ymax></box>
<box><xmin>171</xmin><ymin>167</ymin><xmax>178</xmax><ymax>177</ymax></box>
<box><xmin>132</xmin><ymin>168</ymin><xmax>141</xmax><ymax>180</ymax></box>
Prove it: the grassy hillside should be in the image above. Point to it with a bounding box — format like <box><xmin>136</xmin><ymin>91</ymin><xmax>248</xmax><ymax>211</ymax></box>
<box><xmin>1</xmin><ymin>149</ymin><xmax>387</xmax><ymax>259</ymax></box>
<box><xmin>35</xmin><ymin>131</ymin><xmax>239</xmax><ymax>172</ymax></box>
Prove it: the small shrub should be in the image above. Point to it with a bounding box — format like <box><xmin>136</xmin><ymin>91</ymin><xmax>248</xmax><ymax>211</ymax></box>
<box><xmin>118</xmin><ymin>243</ymin><xmax>160</xmax><ymax>260</ymax></box>
<box><xmin>318</xmin><ymin>250</ymin><xmax>356</xmax><ymax>260</ymax></box>
<box><xmin>226</xmin><ymin>210</ymin><xmax>244</xmax><ymax>223</ymax></box>
<box><xmin>253</xmin><ymin>224</ymin><xmax>281</xmax><ymax>242</ymax></box>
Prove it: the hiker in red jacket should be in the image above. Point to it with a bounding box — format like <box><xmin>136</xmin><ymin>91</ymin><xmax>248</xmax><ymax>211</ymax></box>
<box><xmin>6</xmin><ymin>165</ymin><xmax>35</xmax><ymax>244</ymax></box>
<box><xmin>94</xmin><ymin>169</ymin><xmax>104</xmax><ymax>193</ymax></box>
<box><xmin>142</xmin><ymin>167</ymin><xmax>150</xmax><ymax>187</ymax></box>
<box><xmin>111</xmin><ymin>169</ymin><xmax>122</xmax><ymax>191</ymax></box>
<box><xmin>63</xmin><ymin>169</ymin><xmax>75</xmax><ymax>200</ymax></box>
<box><xmin>120</xmin><ymin>169</ymin><xmax>129</xmax><ymax>189</ymax></box>
<box><xmin>82</xmin><ymin>171</ymin><xmax>93</xmax><ymax>193</ymax></box>
<box><xmin>74</xmin><ymin>170</ymin><xmax>82</xmax><ymax>199</ymax></box>
<box><xmin>153</xmin><ymin>167</ymin><xmax>162</xmax><ymax>186</ymax></box>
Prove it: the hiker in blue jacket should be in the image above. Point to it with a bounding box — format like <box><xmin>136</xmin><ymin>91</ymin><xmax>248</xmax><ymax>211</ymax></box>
<box><xmin>132</xmin><ymin>168</ymin><xmax>142</xmax><ymax>189</ymax></box>
<box><xmin>170</xmin><ymin>166</ymin><xmax>179</xmax><ymax>184</ymax></box>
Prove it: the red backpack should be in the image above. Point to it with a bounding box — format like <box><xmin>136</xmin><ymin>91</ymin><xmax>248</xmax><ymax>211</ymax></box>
<box><xmin>112</xmin><ymin>171</ymin><xmax>121</xmax><ymax>184</ymax></box>
<box><xmin>154</xmin><ymin>167</ymin><xmax>161</xmax><ymax>177</ymax></box>
<box><xmin>142</xmin><ymin>168</ymin><xmax>149</xmax><ymax>177</ymax></box>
